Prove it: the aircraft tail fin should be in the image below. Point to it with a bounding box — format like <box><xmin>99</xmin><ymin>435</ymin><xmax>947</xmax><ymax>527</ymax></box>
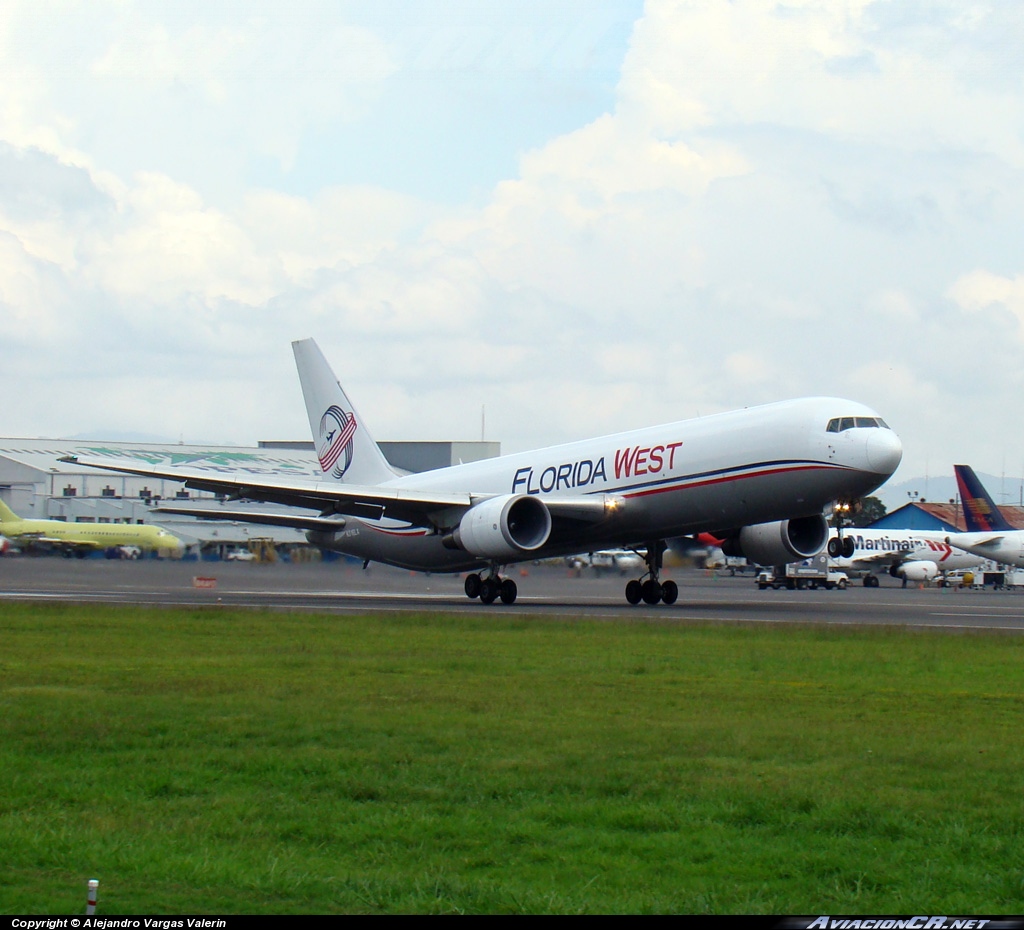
<box><xmin>292</xmin><ymin>338</ymin><xmax>399</xmax><ymax>486</ymax></box>
<box><xmin>0</xmin><ymin>500</ymin><xmax>19</xmax><ymax>524</ymax></box>
<box><xmin>954</xmin><ymin>464</ymin><xmax>1015</xmax><ymax>532</ymax></box>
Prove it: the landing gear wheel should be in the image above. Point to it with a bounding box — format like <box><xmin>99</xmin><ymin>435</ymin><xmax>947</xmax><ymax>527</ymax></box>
<box><xmin>642</xmin><ymin>579</ymin><xmax>663</xmax><ymax>605</ymax></box>
<box><xmin>465</xmin><ymin>573</ymin><xmax>482</xmax><ymax>599</ymax></box>
<box><xmin>479</xmin><ymin>577</ymin><xmax>499</xmax><ymax>604</ymax></box>
<box><xmin>841</xmin><ymin>537</ymin><xmax>855</xmax><ymax>558</ymax></box>
<box><xmin>499</xmin><ymin>578</ymin><xmax>518</xmax><ymax>604</ymax></box>
<box><xmin>624</xmin><ymin>540</ymin><xmax>674</xmax><ymax>605</ymax></box>
<box><xmin>827</xmin><ymin>538</ymin><xmax>841</xmax><ymax>558</ymax></box>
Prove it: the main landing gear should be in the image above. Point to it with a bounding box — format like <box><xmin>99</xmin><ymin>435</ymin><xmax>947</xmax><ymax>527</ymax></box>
<box><xmin>624</xmin><ymin>541</ymin><xmax>678</xmax><ymax>606</ymax></box>
<box><xmin>464</xmin><ymin>571</ymin><xmax>518</xmax><ymax>605</ymax></box>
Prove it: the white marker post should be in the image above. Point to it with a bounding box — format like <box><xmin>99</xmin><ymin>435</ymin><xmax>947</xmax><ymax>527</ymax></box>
<box><xmin>87</xmin><ymin>879</ymin><xmax>99</xmax><ymax>915</ymax></box>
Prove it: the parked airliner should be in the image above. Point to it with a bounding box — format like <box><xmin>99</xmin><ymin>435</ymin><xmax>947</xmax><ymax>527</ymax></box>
<box><xmin>0</xmin><ymin>501</ymin><xmax>182</xmax><ymax>556</ymax></box>
<box><xmin>944</xmin><ymin>465</ymin><xmax>1024</xmax><ymax>568</ymax></box>
<box><xmin>65</xmin><ymin>339</ymin><xmax>902</xmax><ymax>605</ymax></box>
<box><xmin>824</xmin><ymin>527</ymin><xmax>981</xmax><ymax>586</ymax></box>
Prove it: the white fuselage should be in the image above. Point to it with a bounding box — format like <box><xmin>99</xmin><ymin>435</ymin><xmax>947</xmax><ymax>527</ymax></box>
<box><xmin>308</xmin><ymin>396</ymin><xmax>902</xmax><ymax>571</ymax></box>
<box><xmin>828</xmin><ymin>527</ymin><xmax>983</xmax><ymax>575</ymax></box>
<box><xmin>944</xmin><ymin>531</ymin><xmax>1024</xmax><ymax>569</ymax></box>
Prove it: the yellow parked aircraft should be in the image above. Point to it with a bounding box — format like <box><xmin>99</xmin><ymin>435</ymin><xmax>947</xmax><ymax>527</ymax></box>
<box><xmin>0</xmin><ymin>501</ymin><xmax>182</xmax><ymax>556</ymax></box>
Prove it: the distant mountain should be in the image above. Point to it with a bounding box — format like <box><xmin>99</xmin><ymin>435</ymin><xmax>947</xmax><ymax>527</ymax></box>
<box><xmin>875</xmin><ymin>471</ymin><xmax>1024</xmax><ymax>513</ymax></box>
<box><xmin>66</xmin><ymin>431</ymin><xmax>179</xmax><ymax>444</ymax></box>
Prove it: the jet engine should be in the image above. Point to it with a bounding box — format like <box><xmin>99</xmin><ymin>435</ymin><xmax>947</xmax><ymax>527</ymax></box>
<box><xmin>720</xmin><ymin>515</ymin><xmax>829</xmax><ymax>566</ymax></box>
<box><xmin>890</xmin><ymin>560</ymin><xmax>939</xmax><ymax>582</ymax></box>
<box><xmin>447</xmin><ymin>494</ymin><xmax>552</xmax><ymax>561</ymax></box>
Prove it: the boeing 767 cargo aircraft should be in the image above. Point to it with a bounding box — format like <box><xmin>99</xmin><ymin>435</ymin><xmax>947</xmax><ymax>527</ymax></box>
<box><xmin>66</xmin><ymin>339</ymin><xmax>902</xmax><ymax>605</ymax></box>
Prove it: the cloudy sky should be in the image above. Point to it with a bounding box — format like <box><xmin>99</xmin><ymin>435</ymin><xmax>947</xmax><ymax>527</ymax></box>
<box><xmin>2</xmin><ymin>0</ymin><xmax>1022</xmax><ymax>495</ymax></box>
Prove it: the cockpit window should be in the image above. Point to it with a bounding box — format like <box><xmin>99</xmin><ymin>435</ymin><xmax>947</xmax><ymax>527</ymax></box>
<box><xmin>826</xmin><ymin>416</ymin><xmax>890</xmax><ymax>432</ymax></box>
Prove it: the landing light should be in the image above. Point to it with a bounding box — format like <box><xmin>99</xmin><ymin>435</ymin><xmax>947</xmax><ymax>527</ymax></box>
<box><xmin>605</xmin><ymin>496</ymin><xmax>625</xmax><ymax>514</ymax></box>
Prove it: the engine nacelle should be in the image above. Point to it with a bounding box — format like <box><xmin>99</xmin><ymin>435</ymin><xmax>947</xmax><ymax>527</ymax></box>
<box><xmin>891</xmin><ymin>560</ymin><xmax>938</xmax><ymax>582</ymax></box>
<box><xmin>720</xmin><ymin>515</ymin><xmax>829</xmax><ymax>566</ymax></box>
<box><xmin>451</xmin><ymin>494</ymin><xmax>552</xmax><ymax>561</ymax></box>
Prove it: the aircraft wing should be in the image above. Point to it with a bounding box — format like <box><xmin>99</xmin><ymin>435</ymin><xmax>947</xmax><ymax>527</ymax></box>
<box><xmin>24</xmin><ymin>534</ymin><xmax>103</xmax><ymax>551</ymax></box>
<box><xmin>154</xmin><ymin>506</ymin><xmax>351</xmax><ymax>533</ymax></box>
<box><xmin>63</xmin><ymin>455</ymin><xmax>472</xmax><ymax>525</ymax></box>
<box><xmin>849</xmin><ymin>551</ymin><xmax>903</xmax><ymax>566</ymax></box>
<box><xmin>63</xmin><ymin>455</ymin><xmax>615</xmax><ymax>529</ymax></box>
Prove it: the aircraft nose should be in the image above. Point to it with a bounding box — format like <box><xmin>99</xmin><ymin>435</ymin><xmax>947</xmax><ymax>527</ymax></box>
<box><xmin>865</xmin><ymin>428</ymin><xmax>902</xmax><ymax>475</ymax></box>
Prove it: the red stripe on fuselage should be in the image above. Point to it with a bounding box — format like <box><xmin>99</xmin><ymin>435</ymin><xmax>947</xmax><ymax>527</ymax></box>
<box><xmin>620</xmin><ymin>463</ymin><xmax>839</xmax><ymax>500</ymax></box>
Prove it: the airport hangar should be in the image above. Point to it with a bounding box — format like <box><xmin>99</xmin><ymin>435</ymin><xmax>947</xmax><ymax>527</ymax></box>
<box><xmin>0</xmin><ymin>438</ymin><xmax>499</xmax><ymax>557</ymax></box>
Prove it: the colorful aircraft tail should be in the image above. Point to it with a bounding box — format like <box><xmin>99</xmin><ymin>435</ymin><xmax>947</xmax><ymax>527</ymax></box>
<box><xmin>954</xmin><ymin>464</ymin><xmax>1015</xmax><ymax>532</ymax></box>
<box><xmin>0</xmin><ymin>500</ymin><xmax>20</xmax><ymax>525</ymax></box>
<box><xmin>292</xmin><ymin>338</ymin><xmax>399</xmax><ymax>486</ymax></box>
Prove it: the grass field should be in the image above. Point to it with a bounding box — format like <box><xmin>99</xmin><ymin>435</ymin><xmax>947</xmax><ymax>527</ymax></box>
<box><xmin>1</xmin><ymin>602</ymin><xmax>1023</xmax><ymax>914</ymax></box>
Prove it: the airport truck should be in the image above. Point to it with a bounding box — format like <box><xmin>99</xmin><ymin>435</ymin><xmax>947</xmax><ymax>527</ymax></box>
<box><xmin>756</xmin><ymin>553</ymin><xmax>849</xmax><ymax>590</ymax></box>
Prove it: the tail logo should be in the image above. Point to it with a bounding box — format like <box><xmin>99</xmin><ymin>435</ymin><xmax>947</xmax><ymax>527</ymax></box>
<box><xmin>318</xmin><ymin>405</ymin><xmax>357</xmax><ymax>479</ymax></box>
<box><xmin>965</xmin><ymin>497</ymin><xmax>996</xmax><ymax>528</ymax></box>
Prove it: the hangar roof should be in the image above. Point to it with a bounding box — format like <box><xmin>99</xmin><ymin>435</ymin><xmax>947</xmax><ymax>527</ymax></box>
<box><xmin>0</xmin><ymin>437</ymin><xmax>501</xmax><ymax>480</ymax></box>
<box><xmin>869</xmin><ymin>502</ymin><xmax>1024</xmax><ymax>533</ymax></box>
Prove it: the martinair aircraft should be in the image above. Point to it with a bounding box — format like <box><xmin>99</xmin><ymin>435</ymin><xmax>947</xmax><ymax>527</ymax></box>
<box><xmin>823</xmin><ymin>526</ymin><xmax>981</xmax><ymax>586</ymax></box>
<box><xmin>944</xmin><ymin>464</ymin><xmax>1024</xmax><ymax>568</ymax></box>
<box><xmin>0</xmin><ymin>500</ymin><xmax>183</xmax><ymax>556</ymax></box>
<box><xmin>65</xmin><ymin>339</ymin><xmax>903</xmax><ymax>605</ymax></box>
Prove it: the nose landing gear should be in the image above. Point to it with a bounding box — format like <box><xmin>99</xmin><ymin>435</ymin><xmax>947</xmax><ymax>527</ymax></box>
<box><xmin>624</xmin><ymin>541</ymin><xmax>678</xmax><ymax>605</ymax></box>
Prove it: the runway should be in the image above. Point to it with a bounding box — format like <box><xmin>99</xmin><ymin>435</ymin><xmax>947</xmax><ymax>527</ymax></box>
<box><xmin>3</xmin><ymin>556</ymin><xmax>1024</xmax><ymax>632</ymax></box>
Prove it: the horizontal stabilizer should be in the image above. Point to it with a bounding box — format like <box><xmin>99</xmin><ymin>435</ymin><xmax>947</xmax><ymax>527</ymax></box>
<box><xmin>946</xmin><ymin>533</ymin><xmax>1003</xmax><ymax>550</ymax></box>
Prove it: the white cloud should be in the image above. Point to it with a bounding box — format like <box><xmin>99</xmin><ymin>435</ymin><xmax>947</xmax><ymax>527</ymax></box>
<box><xmin>948</xmin><ymin>269</ymin><xmax>1024</xmax><ymax>336</ymax></box>
<box><xmin>1</xmin><ymin>0</ymin><xmax>1023</xmax><ymax>484</ymax></box>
